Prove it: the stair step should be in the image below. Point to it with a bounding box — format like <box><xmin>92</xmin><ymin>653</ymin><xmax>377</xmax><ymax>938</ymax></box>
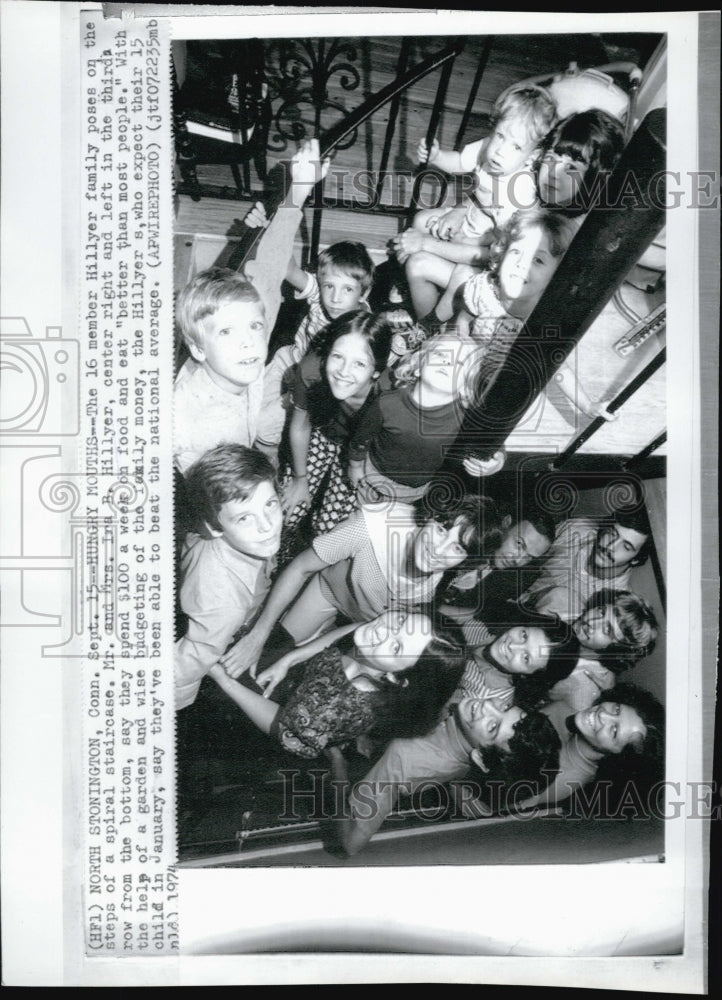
<box><xmin>175</xmin><ymin>196</ymin><xmax>406</xmax><ymax>288</ymax></box>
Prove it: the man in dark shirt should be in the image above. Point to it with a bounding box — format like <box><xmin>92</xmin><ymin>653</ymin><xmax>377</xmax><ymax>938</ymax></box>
<box><xmin>439</xmin><ymin>502</ymin><xmax>556</xmax><ymax>641</ymax></box>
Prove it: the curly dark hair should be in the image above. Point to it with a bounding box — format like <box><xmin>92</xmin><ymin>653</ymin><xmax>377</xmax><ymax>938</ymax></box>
<box><xmin>473</xmin><ymin>711</ymin><xmax>562</xmax><ymax>811</ymax></box>
<box><xmin>593</xmin><ymin>682</ymin><xmax>665</xmax><ymax>771</ymax></box>
<box><xmin>338</xmin><ymin>628</ymin><xmax>467</xmax><ymax>742</ymax></box>
<box><xmin>479</xmin><ymin>612</ymin><xmax>577</xmax><ymax>712</ymax></box>
<box><xmin>609</xmin><ymin>503</ymin><xmax>653</xmax><ymax>566</ymax></box>
<box><xmin>568</xmin><ymin>682</ymin><xmax>666</xmax><ymax>818</ymax></box>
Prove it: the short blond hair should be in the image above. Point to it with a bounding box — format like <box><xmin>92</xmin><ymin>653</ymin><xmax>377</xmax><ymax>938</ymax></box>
<box><xmin>175</xmin><ymin>267</ymin><xmax>263</xmax><ymax>352</ymax></box>
<box><xmin>492</xmin><ymin>84</ymin><xmax>558</xmax><ymax>148</ymax></box>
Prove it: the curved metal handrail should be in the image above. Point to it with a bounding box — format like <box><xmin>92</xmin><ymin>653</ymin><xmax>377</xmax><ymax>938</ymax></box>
<box><xmin>226</xmin><ymin>38</ymin><xmax>466</xmax><ymax>273</ymax></box>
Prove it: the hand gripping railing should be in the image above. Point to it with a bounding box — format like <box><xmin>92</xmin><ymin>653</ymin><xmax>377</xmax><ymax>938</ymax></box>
<box><xmin>225</xmin><ymin>38</ymin><xmax>466</xmax><ymax>274</ymax></box>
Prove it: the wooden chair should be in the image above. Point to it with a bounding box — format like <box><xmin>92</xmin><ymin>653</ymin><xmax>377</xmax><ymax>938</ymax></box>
<box><xmin>172</xmin><ymin>39</ymin><xmax>272</xmax><ymax>201</ymax></box>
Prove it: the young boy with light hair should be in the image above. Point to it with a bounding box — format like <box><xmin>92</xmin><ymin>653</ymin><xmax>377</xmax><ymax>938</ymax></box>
<box><xmin>241</xmin><ymin>206</ymin><xmax>376</xmax><ymax>446</ymax></box>
<box><xmin>173</xmin><ymin>140</ymin><xmax>328</xmax><ymax>475</ymax></box>
<box><xmin>394</xmin><ymin>84</ymin><xmax>558</xmax><ymax>322</ymax></box>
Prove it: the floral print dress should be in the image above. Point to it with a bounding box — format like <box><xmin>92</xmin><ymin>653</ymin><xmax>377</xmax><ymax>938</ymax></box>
<box><xmin>273</xmin><ymin>646</ymin><xmax>384</xmax><ymax>759</ymax></box>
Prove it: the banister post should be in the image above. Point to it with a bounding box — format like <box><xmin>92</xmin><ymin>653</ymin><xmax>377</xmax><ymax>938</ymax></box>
<box><xmin>454</xmin><ymin>107</ymin><xmax>667</xmax><ymax>460</ymax></box>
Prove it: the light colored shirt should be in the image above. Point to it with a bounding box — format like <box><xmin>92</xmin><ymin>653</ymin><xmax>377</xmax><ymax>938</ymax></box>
<box><xmin>174</xmin><ymin>532</ymin><xmax>274</xmax><ymax>709</ymax></box>
<box><xmin>449</xmin><ymin>656</ymin><xmax>514</xmax><ymax>706</ymax></box>
<box><xmin>458</xmin><ymin>137</ymin><xmax>538</xmax><ymax>236</ymax></box>
<box><xmin>521</xmin><ymin>518</ymin><xmax>632</xmax><ymax>623</ymax></box>
<box><xmin>173</xmin><ymin>203</ymin><xmax>307</xmax><ymax>472</ymax></box>
<box><xmin>173</xmin><ymin>359</ymin><xmax>259</xmax><ymax>477</ymax></box>
<box><xmin>312</xmin><ymin>502</ymin><xmax>443</xmax><ymax>623</ymax></box>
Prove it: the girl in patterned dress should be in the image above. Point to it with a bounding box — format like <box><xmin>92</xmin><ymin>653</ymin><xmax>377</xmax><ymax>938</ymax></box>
<box><xmin>452</xmin><ymin>207</ymin><xmax>616</xmax><ymax>421</ymax></box>
<box><xmin>209</xmin><ymin>610</ymin><xmax>464</xmax><ymax>758</ymax></box>
<box><xmin>278</xmin><ymin>310</ymin><xmax>393</xmax><ymax>564</ymax></box>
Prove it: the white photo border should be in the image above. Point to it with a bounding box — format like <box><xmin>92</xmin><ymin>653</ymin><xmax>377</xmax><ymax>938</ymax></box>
<box><xmin>0</xmin><ymin>3</ymin><xmax>716</xmax><ymax>991</ymax></box>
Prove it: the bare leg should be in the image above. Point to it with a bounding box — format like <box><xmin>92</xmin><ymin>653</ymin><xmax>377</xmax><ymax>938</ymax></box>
<box><xmin>281</xmin><ymin>573</ymin><xmax>339</xmax><ymax>645</ymax></box>
<box><xmin>435</xmin><ymin>263</ymin><xmax>478</xmax><ymax>321</ymax></box>
<box><xmin>404</xmin><ymin>251</ymin><xmax>456</xmax><ymax>319</ymax></box>
<box><xmin>210</xmin><ymin>665</ymin><xmax>280</xmax><ymax>734</ymax></box>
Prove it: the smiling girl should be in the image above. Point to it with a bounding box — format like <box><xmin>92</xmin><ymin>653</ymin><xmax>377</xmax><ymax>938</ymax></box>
<box><xmin>454</xmin><ymin>207</ymin><xmax>576</xmax><ymax>355</ymax></box>
<box><xmin>279</xmin><ymin>311</ymin><xmax>393</xmax><ymax>560</ymax></box>
<box><xmin>209</xmin><ymin>610</ymin><xmax>464</xmax><ymax>758</ymax></box>
<box><xmin>461</xmin><ymin>617</ymin><xmax>570</xmax><ymax>705</ymax></box>
<box><xmin>454</xmin><ymin>206</ymin><xmax>617</xmax><ymax>419</ymax></box>
<box><xmin>219</xmin><ymin>492</ymin><xmax>503</xmax><ymax>680</ymax></box>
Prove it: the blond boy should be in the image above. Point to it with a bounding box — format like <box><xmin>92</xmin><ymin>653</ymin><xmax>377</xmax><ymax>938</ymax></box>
<box><xmin>173</xmin><ymin>140</ymin><xmax>328</xmax><ymax>475</ymax></box>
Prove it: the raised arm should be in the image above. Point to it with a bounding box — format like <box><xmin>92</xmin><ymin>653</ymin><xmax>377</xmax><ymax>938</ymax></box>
<box><xmin>219</xmin><ymin>545</ymin><xmax>329</xmax><ymax>679</ymax></box>
<box><xmin>257</xmin><ymin>622</ymin><xmax>357</xmax><ymax>698</ymax></box>
<box><xmin>244</xmin><ymin>138</ymin><xmax>329</xmax><ymax>332</ymax></box>
<box><xmin>285</xmin><ymin>255</ymin><xmax>310</xmax><ymax>294</ymax></box>
<box><xmin>325</xmin><ymin>746</ymin><xmax>400</xmax><ymax>857</ymax></box>
<box><xmin>240</xmin><ymin>203</ymin><xmax>311</xmax><ymax>296</ymax></box>
<box><xmin>418</xmin><ymin>136</ymin><xmax>465</xmax><ymax>174</ymax></box>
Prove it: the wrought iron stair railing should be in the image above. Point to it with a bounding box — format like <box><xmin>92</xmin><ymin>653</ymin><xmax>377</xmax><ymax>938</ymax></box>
<box><xmin>210</xmin><ymin>46</ymin><xmax>667</xmax><ymax>466</ymax></box>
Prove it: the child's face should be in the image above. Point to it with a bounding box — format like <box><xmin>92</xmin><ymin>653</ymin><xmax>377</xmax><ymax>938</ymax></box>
<box><xmin>418</xmin><ymin>336</ymin><xmax>477</xmax><ymax>402</ymax></box>
<box><xmin>353</xmin><ymin>610</ymin><xmax>431</xmax><ymax>674</ymax></box>
<box><xmin>413</xmin><ymin>517</ymin><xmax>469</xmax><ymax>574</ymax></box>
<box><xmin>538</xmin><ymin>149</ymin><xmax>589</xmax><ymax>207</ymax></box>
<box><xmin>484</xmin><ymin>117</ymin><xmax>538</xmax><ymax>176</ymax></box>
<box><xmin>190</xmin><ymin>299</ymin><xmax>268</xmax><ymax>394</ymax></box>
<box><xmin>325</xmin><ymin>331</ymin><xmax>378</xmax><ymax>402</ymax></box>
<box><xmin>497</xmin><ymin>227</ymin><xmax>560</xmax><ymax>313</ymax></box>
<box><xmin>211</xmin><ymin>480</ymin><xmax>282</xmax><ymax>560</ymax></box>
<box><xmin>318</xmin><ymin>265</ymin><xmax>365</xmax><ymax>320</ymax></box>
